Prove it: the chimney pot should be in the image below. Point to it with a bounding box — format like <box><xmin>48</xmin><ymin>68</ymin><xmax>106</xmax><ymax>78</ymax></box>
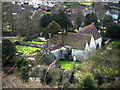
<box><xmin>58</xmin><ymin>32</ymin><xmax>62</xmax><ymax>43</ymax></box>
<box><xmin>49</xmin><ymin>33</ymin><xmax>51</xmax><ymax>40</ymax></box>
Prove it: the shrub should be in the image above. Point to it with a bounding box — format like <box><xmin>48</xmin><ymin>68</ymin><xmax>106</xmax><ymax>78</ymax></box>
<box><xmin>2</xmin><ymin>39</ymin><xmax>16</xmax><ymax>68</ymax></box>
<box><xmin>76</xmin><ymin>72</ymin><xmax>97</xmax><ymax>88</ymax></box>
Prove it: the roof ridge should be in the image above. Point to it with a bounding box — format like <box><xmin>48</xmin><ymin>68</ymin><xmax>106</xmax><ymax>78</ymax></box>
<box><xmin>81</xmin><ymin>24</ymin><xmax>94</xmax><ymax>30</ymax></box>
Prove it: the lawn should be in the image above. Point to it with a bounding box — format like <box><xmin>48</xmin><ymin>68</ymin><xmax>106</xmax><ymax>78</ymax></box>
<box><xmin>56</xmin><ymin>60</ymin><xmax>79</xmax><ymax>70</ymax></box>
<box><xmin>9</xmin><ymin>38</ymin><xmax>20</xmax><ymax>42</ymax></box>
<box><xmin>46</xmin><ymin>12</ymin><xmax>51</xmax><ymax>14</ymax></box>
<box><xmin>112</xmin><ymin>41</ymin><xmax>120</xmax><ymax>44</ymax></box>
<box><xmin>28</xmin><ymin>40</ymin><xmax>46</xmax><ymax>45</ymax></box>
<box><xmin>16</xmin><ymin>45</ymin><xmax>40</xmax><ymax>56</ymax></box>
<box><xmin>79</xmin><ymin>2</ymin><xmax>92</xmax><ymax>6</ymax></box>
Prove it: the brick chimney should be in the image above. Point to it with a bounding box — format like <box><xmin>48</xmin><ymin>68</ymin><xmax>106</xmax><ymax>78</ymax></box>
<box><xmin>58</xmin><ymin>32</ymin><xmax>62</xmax><ymax>44</ymax></box>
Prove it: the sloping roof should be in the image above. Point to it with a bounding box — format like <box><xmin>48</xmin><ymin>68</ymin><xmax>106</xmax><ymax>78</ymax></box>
<box><xmin>49</xmin><ymin>32</ymin><xmax>92</xmax><ymax>50</ymax></box>
<box><xmin>41</xmin><ymin>53</ymin><xmax>57</xmax><ymax>65</ymax></box>
<box><xmin>49</xmin><ymin>35</ymin><xmax>59</xmax><ymax>44</ymax></box>
<box><xmin>67</xmin><ymin>40</ymin><xmax>87</xmax><ymax>50</ymax></box>
<box><xmin>78</xmin><ymin>24</ymin><xmax>102</xmax><ymax>40</ymax></box>
<box><xmin>50</xmin><ymin>42</ymin><xmax>64</xmax><ymax>51</ymax></box>
<box><xmin>64</xmin><ymin>32</ymin><xmax>92</xmax><ymax>45</ymax></box>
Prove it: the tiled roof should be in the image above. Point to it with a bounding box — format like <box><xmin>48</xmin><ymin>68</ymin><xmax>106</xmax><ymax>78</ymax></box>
<box><xmin>49</xmin><ymin>32</ymin><xmax>92</xmax><ymax>50</ymax></box>
<box><xmin>41</xmin><ymin>53</ymin><xmax>57</xmax><ymax>65</ymax></box>
<box><xmin>64</xmin><ymin>32</ymin><xmax>92</xmax><ymax>45</ymax></box>
<box><xmin>78</xmin><ymin>24</ymin><xmax>102</xmax><ymax>40</ymax></box>
<box><xmin>50</xmin><ymin>42</ymin><xmax>64</xmax><ymax>51</ymax></box>
<box><xmin>66</xmin><ymin>40</ymin><xmax>87</xmax><ymax>50</ymax></box>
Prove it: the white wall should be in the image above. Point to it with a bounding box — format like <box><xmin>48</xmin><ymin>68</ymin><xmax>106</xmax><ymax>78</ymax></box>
<box><xmin>89</xmin><ymin>35</ymin><xmax>96</xmax><ymax>50</ymax></box>
<box><xmin>95</xmin><ymin>37</ymin><xmax>102</xmax><ymax>48</ymax></box>
<box><xmin>72</xmin><ymin>49</ymin><xmax>84</xmax><ymax>60</ymax></box>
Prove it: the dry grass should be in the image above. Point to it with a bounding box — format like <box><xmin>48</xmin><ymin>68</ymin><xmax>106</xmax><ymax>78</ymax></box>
<box><xmin>2</xmin><ymin>72</ymin><xmax>51</xmax><ymax>88</ymax></box>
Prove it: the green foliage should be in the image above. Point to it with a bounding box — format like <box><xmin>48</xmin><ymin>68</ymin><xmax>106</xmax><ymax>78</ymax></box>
<box><xmin>43</xmin><ymin>21</ymin><xmax>61</xmax><ymax>39</ymax></box>
<box><xmin>16</xmin><ymin>45</ymin><xmax>40</xmax><ymax>56</ymax></box>
<box><xmin>40</xmin><ymin>68</ymin><xmax>65</xmax><ymax>86</ymax></box>
<box><xmin>40</xmin><ymin>14</ymin><xmax>52</xmax><ymax>27</ymax></box>
<box><xmin>2</xmin><ymin>39</ymin><xmax>16</xmax><ymax>67</ymax></box>
<box><xmin>86</xmin><ymin>45</ymin><xmax>120</xmax><ymax>86</ymax></box>
<box><xmin>100</xmin><ymin>77</ymin><xmax>120</xmax><ymax>88</ymax></box>
<box><xmin>56</xmin><ymin>11</ymin><xmax>72</xmax><ymax>28</ymax></box>
<box><xmin>15</xmin><ymin>57</ymin><xmax>31</xmax><ymax>82</ymax></box>
<box><xmin>84</xmin><ymin>12</ymin><xmax>99</xmax><ymax>29</ymax></box>
<box><xmin>76</xmin><ymin>72</ymin><xmax>97</xmax><ymax>88</ymax></box>
<box><xmin>101</xmin><ymin>15</ymin><xmax>114</xmax><ymax>28</ymax></box>
<box><xmin>40</xmin><ymin>11</ymin><xmax>72</xmax><ymax>29</ymax></box>
<box><xmin>107</xmin><ymin>24</ymin><xmax>120</xmax><ymax>40</ymax></box>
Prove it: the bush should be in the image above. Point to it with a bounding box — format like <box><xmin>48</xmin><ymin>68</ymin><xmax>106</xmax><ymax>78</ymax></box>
<box><xmin>2</xmin><ymin>39</ymin><xmax>16</xmax><ymax>67</ymax></box>
<box><xmin>40</xmin><ymin>68</ymin><xmax>69</xmax><ymax>86</ymax></box>
<box><xmin>76</xmin><ymin>72</ymin><xmax>97</xmax><ymax>88</ymax></box>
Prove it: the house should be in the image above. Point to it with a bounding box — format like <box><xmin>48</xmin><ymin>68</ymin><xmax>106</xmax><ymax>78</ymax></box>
<box><xmin>51</xmin><ymin>4</ymin><xmax>64</xmax><ymax>14</ymax></box>
<box><xmin>44</xmin><ymin>31</ymin><xmax>97</xmax><ymax>61</ymax></box>
<box><xmin>41</xmin><ymin>23</ymin><xmax>102</xmax><ymax>68</ymax></box>
<box><xmin>78</xmin><ymin>23</ymin><xmax>102</xmax><ymax>48</ymax></box>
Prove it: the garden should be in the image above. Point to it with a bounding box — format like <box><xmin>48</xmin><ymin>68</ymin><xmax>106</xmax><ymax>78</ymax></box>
<box><xmin>56</xmin><ymin>60</ymin><xmax>79</xmax><ymax>70</ymax></box>
<box><xmin>27</xmin><ymin>40</ymin><xmax>46</xmax><ymax>45</ymax></box>
<box><xmin>9</xmin><ymin>37</ymin><xmax>47</xmax><ymax>57</ymax></box>
<box><xmin>16</xmin><ymin>45</ymin><xmax>40</xmax><ymax>56</ymax></box>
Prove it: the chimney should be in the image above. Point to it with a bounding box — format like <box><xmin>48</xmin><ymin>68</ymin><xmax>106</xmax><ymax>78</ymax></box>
<box><xmin>49</xmin><ymin>33</ymin><xmax>51</xmax><ymax>40</ymax></box>
<box><xmin>79</xmin><ymin>27</ymin><xmax>82</xmax><ymax>31</ymax></box>
<box><xmin>47</xmin><ymin>39</ymin><xmax>50</xmax><ymax>51</ymax></box>
<box><xmin>91</xmin><ymin>22</ymin><xmax>94</xmax><ymax>25</ymax></box>
<box><xmin>58</xmin><ymin>32</ymin><xmax>62</xmax><ymax>44</ymax></box>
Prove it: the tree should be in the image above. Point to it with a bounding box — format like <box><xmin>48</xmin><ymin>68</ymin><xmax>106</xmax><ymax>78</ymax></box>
<box><xmin>15</xmin><ymin>5</ymin><xmax>41</xmax><ymax>38</ymax></box>
<box><xmin>76</xmin><ymin>72</ymin><xmax>97</xmax><ymax>88</ymax></box>
<box><xmin>84</xmin><ymin>12</ymin><xmax>99</xmax><ymax>29</ymax></box>
<box><xmin>93</xmin><ymin>2</ymin><xmax>106</xmax><ymax>20</ymax></box>
<box><xmin>40</xmin><ymin>14</ymin><xmax>52</xmax><ymax>27</ymax></box>
<box><xmin>40</xmin><ymin>11</ymin><xmax>72</xmax><ymax>29</ymax></box>
<box><xmin>70</xmin><ymin>3</ymin><xmax>85</xmax><ymax>28</ymax></box>
<box><xmin>2</xmin><ymin>2</ymin><xmax>16</xmax><ymax>35</ymax></box>
<box><xmin>86</xmin><ymin>45</ymin><xmax>120</xmax><ymax>85</ymax></box>
<box><xmin>101</xmin><ymin>15</ymin><xmax>114</xmax><ymax>29</ymax></box>
<box><xmin>43</xmin><ymin>21</ymin><xmax>61</xmax><ymax>39</ymax></box>
<box><xmin>15</xmin><ymin>57</ymin><xmax>31</xmax><ymax>82</ymax></box>
<box><xmin>57</xmin><ymin>10</ymin><xmax>72</xmax><ymax>29</ymax></box>
<box><xmin>74</xmin><ymin>12</ymin><xmax>84</xmax><ymax>29</ymax></box>
<box><xmin>107</xmin><ymin>23</ymin><xmax>120</xmax><ymax>40</ymax></box>
<box><xmin>2</xmin><ymin>39</ymin><xmax>16</xmax><ymax>67</ymax></box>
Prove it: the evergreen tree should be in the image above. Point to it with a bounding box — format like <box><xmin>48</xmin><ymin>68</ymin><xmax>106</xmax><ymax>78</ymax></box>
<box><xmin>84</xmin><ymin>12</ymin><xmax>99</xmax><ymax>29</ymax></box>
<box><xmin>43</xmin><ymin>21</ymin><xmax>61</xmax><ymax>39</ymax></box>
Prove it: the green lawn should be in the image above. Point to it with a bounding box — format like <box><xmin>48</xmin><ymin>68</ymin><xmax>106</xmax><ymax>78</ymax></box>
<box><xmin>27</xmin><ymin>40</ymin><xmax>46</xmax><ymax>45</ymax></box>
<box><xmin>112</xmin><ymin>41</ymin><xmax>120</xmax><ymax>44</ymax></box>
<box><xmin>46</xmin><ymin>12</ymin><xmax>51</xmax><ymax>14</ymax></box>
<box><xmin>56</xmin><ymin>60</ymin><xmax>79</xmax><ymax>70</ymax></box>
<box><xmin>16</xmin><ymin>45</ymin><xmax>40</xmax><ymax>56</ymax></box>
<box><xmin>79</xmin><ymin>2</ymin><xmax>92</xmax><ymax>6</ymax></box>
<box><xmin>9</xmin><ymin>38</ymin><xmax>20</xmax><ymax>42</ymax></box>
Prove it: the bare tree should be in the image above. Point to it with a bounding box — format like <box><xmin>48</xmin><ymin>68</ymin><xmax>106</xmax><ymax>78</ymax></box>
<box><xmin>93</xmin><ymin>2</ymin><xmax>106</xmax><ymax>20</ymax></box>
